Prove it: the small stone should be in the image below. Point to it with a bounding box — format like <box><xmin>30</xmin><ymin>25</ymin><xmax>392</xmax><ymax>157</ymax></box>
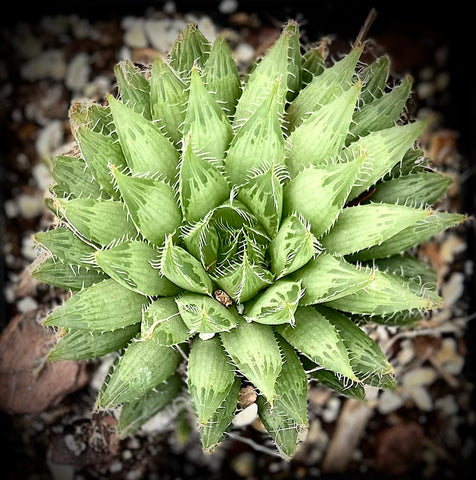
<box><xmin>231</xmin><ymin>452</ymin><xmax>255</xmax><ymax>477</ymax></box>
<box><xmin>109</xmin><ymin>461</ymin><xmax>123</xmax><ymax>473</ymax></box>
<box><xmin>140</xmin><ymin>404</ymin><xmax>175</xmax><ymax>433</ymax></box>
<box><xmin>17</xmin><ymin>296</ymin><xmax>38</xmax><ymax>313</ymax></box>
<box><xmin>124</xmin><ymin>26</ymin><xmax>148</xmax><ymax>49</ymax></box>
<box><xmin>408</xmin><ymin>386</ymin><xmax>433</xmax><ymax>411</ymax></box>
<box><xmin>144</xmin><ymin>19</ymin><xmax>168</xmax><ymax>52</ymax></box>
<box><xmin>219</xmin><ymin>0</ymin><xmax>238</xmax><ymax>14</ymax></box>
<box><xmin>396</xmin><ymin>339</ymin><xmax>415</xmax><ymax>366</ymax></box>
<box><xmin>197</xmin><ymin>16</ymin><xmax>217</xmax><ymax>42</ymax></box>
<box><xmin>441</xmin><ymin>272</ymin><xmax>464</xmax><ymax>307</ymax></box>
<box><xmin>65</xmin><ymin>53</ymin><xmax>91</xmax><ymax>92</ymax></box>
<box><xmin>378</xmin><ymin>390</ymin><xmax>405</xmax><ymax>414</ymax></box>
<box><xmin>199</xmin><ymin>332</ymin><xmax>215</xmax><ymax>340</ymax></box>
<box><xmin>21</xmin><ymin>50</ymin><xmax>67</xmax><ymax>81</ymax></box>
<box><xmin>4</xmin><ymin>199</ymin><xmax>19</xmax><ymax>218</ymax></box>
<box><xmin>402</xmin><ymin>367</ymin><xmax>438</xmax><ymax>389</ymax></box>
<box><xmin>16</xmin><ymin>193</ymin><xmax>44</xmax><ymax>219</ymax></box>
<box><xmin>122</xmin><ymin>449</ymin><xmax>133</xmax><ymax>460</ymax></box>
<box><xmin>433</xmin><ymin>337</ymin><xmax>464</xmax><ymax>375</ymax></box>
<box><xmin>235</xmin><ymin>43</ymin><xmax>255</xmax><ymax>64</ymax></box>
<box><xmin>22</xmin><ymin>234</ymin><xmax>37</xmax><ymax>261</ymax></box>
<box><xmin>232</xmin><ymin>402</ymin><xmax>258</xmax><ymax>427</ymax></box>
<box><xmin>435</xmin><ymin>394</ymin><xmax>459</xmax><ymax>415</ymax></box>
<box><xmin>321</xmin><ymin>396</ymin><xmax>341</xmax><ymax>423</ymax></box>
<box><xmin>32</xmin><ymin>162</ymin><xmax>53</xmax><ymax>190</ymax></box>
<box><xmin>35</xmin><ymin>120</ymin><xmax>64</xmax><ymax>161</ymax></box>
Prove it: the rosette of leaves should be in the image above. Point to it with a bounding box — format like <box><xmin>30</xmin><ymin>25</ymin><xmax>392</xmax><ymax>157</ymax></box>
<box><xmin>32</xmin><ymin>21</ymin><xmax>466</xmax><ymax>459</ymax></box>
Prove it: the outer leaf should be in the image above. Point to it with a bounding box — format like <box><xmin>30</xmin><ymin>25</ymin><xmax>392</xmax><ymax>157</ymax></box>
<box><xmin>53</xmin><ymin>198</ymin><xmax>137</xmax><ymax>246</ymax></box>
<box><xmin>268</xmin><ymin>214</ymin><xmax>317</xmax><ymax>278</ymax></box>
<box><xmin>107</xmin><ymin>94</ymin><xmax>179</xmax><ymax>179</ymax></box>
<box><xmin>31</xmin><ymin>256</ymin><xmax>107</xmax><ymax>291</ymax></box>
<box><xmin>283</xmin><ymin>156</ymin><xmax>363</xmax><ymax>239</ymax></box>
<box><xmin>348</xmin><ymin>212</ymin><xmax>466</xmax><ymax>261</ymax></box>
<box><xmin>48</xmin><ymin>324</ymin><xmax>140</xmax><ymax>361</ymax></box>
<box><xmin>301</xmin><ymin>46</ymin><xmax>325</xmax><ymax>85</ymax></box>
<box><xmin>225</xmin><ymin>80</ymin><xmax>285</xmax><ymax>186</ymax></box>
<box><xmin>220</xmin><ymin>316</ymin><xmax>282</xmax><ymax>403</ymax></box>
<box><xmin>94</xmin><ymin>240</ymin><xmax>181</xmax><ymax>296</ymax></box>
<box><xmin>170</xmin><ymin>22</ymin><xmax>211</xmax><ymax>79</ymax></box>
<box><xmin>175</xmin><ymin>293</ymin><xmax>238</xmax><ymax>334</ymax></box>
<box><xmin>203</xmin><ymin>35</ymin><xmax>242</xmax><ymax>116</ymax></box>
<box><xmin>149</xmin><ymin>56</ymin><xmax>188</xmax><ymax>144</ymax></box>
<box><xmin>75</xmin><ymin>127</ymin><xmax>127</xmax><ymax>199</ymax></box>
<box><xmin>310</xmin><ymin>369</ymin><xmax>366</xmax><ymax>400</ymax></box>
<box><xmin>142</xmin><ymin>297</ymin><xmax>190</xmax><ymax>346</ymax></box>
<box><xmin>245</xmin><ymin>279</ymin><xmax>302</xmax><ymax>325</ymax></box>
<box><xmin>285</xmin><ymin>82</ymin><xmax>361</xmax><ymax>177</ymax></box>
<box><xmin>33</xmin><ymin>226</ymin><xmax>98</xmax><ymax>267</ymax></box>
<box><xmin>324</xmin><ymin>269</ymin><xmax>441</xmax><ymax>315</ymax></box>
<box><xmin>286</xmin><ymin>45</ymin><xmax>362</xmax><ymax>131</ymax></box>
<box><xmin>179</xmin><ymin>137</ymin><xmax>231</xmax><ymax>223</ymax></box>
<box><xmin>285</xmin><ymin>20</ymin><xmax>302</xmax><ymax>102</ymax></box>
<box><xmin>257</xmin><ymin>335</ymin><xmax>308</xmax><ymax>459</ymax></box>
<box><xmin>357</xmin><ymin>55</ymin><xmax>389</xmax><ymax>107</ymax></box>
<box><xmin>291</xmin><ymin>253</ymin><xmax>372</xmax><ymax>306</ymax></box>
<box><xmin>188</xmin><ymin>336</ymin><xmax>235</xmax><ymax>424</ymax></box>
<box><xmin>201</xmin><ymin>378</ymin><xmax>241</xmax><ymax>453</ymax></box>
<box><xmin>114</xmin><ymin>60</ymin><xmax>151</xmax><ymax>119</ymax></box>
<box><xmin>97</xmin><ymin>338</ymin><xmax>182</xmax><ymax>406</ymax></box>
<box><xmin>112</xmin><ymin>166</ymin><xmax>182</xmax><ymax>246</ymax></box>
<box><xmin>43</xmin><ymin>278</ymin><xmax>147</xmax><ymax>331</ymax></box>
<box><xmin>319</xmin><ymin>203</ymin><xmax>431</xmax><ymax>255</ymax></box>
<box><xmin>347</xmin><ymin>121</ymin><xmax>426</xmax><ymax>200</ymax></box>
<box><xmin>316</xmin><ymin>306</ymin><xmax>396</xmax><ymax>389</ymax></box>
<box><xmin>160</xmin><ymin>235</ymin><xmax>214</xmax><ymax>295</ymax></box>
<box><xmin>69</xmin><ymin>98</ymin><xmax>115</xmax><ymax>138</ymax></box>
<box><xmin>117</xmin><ymin>373</ymin><xmax>183</xmax><ymax>438</ymax></box>
<box><xmin>369</xmin><ymin>171</ymin><xmax>453</xmax><ymax>207</ymax></box>
<box><xmin>347</xmin><ymin>75</ymin><xmax>412</xmax><ymax>141</ymax></box>
<box><xmin>183</xmin><ymin>67</ymin><xmax>233</xmax><ymax>163</ymax></box>
<box><xmin>276</xmin><ymin>306</ymin><xmax>357</xmax><ymax>381</ymax></box>
<box><xmin>52</xmin><ymin>155</ymin><xmax>103</xmax><ymax>199</ymax></box>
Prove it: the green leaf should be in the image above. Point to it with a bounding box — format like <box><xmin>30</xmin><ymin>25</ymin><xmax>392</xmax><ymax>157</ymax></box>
<box><xmin>69</xmin><ymin>98</ymin><xmax>115</xmax><ymax>138</ymax></box>
<box><xmin>203</xmin><ymin>35</ymin><xmax>242</xmax><ymax>116</ymax></box>
<box><xmin>94</xmin><ymin>240</ymin><xmax>181</xmax><ymax>296</ymax></box>
<box><xmin>31</xmin><ymin>256</ymin><xmax>107</xmax><ymax>291</ymax></box>
<box><xmin>268</xmin><ymin>214</ymin><xmax>317</xmax><ymax>278</ymax></box>
<box><xmin>347</xmin><ymin>121</ymin><xmax>426</xmax><ymax>200</ymax></box>
<box><xmin>141</xmin><ymin>297</ymin><xmax>190</xmax><ymax>346</ymax></box>
<box><xmin>357</xmin><ymin>55</ymin><xmax>389</xmax><ymax>107</ymax></box>
<box><xmin>347</xmin><ymin>74</ymin><xmax>412</xmax><ymax>141</ymax></box>
<box><xmin>309</xmin><ymin>368</ymin><xmax>366</xmax><ymax>400</ymax></box>
<box><xmin>114</xmin><ymin>60</ymin><xmax>150</xmax><ymax>119</ymax></box>
<box><xmin>33</xmin><ymin>226</ymin><xmax>98</xmax><ymax>267</ymax></box>
<box><xmin>117</xmin><ymin>373</ymin><xmax>183</xmax><ymax>438</ymax></box>
<box><xmin>257</xmin><ymin>335</ymin><xmax>308</xmax><ymax>459</ymax></box>
<box><xmin>213</xmin><ymin>250</ymin><xmax>274</xmax><ymax>303</ymax></box>
<box><xmin>283</xmin><ymin>156</ymin><xmax>363</xmax><ymax>238</ymax></box>
<box><xmin>175</xmin><ymin>293</ymin><xmax>238</xmax><ymax>334</ymax></box>
<box><xmin>319</xmin><ymin>204</ymin><xmax>431</xmax><ymax>256</ymax></box>
<box><xmin>285</xmin><ymin>20</ymin><xmax>303</xmax><ymax>102</ymax></box>
<box><xmin>245</xmin><ymin>279</ymin><xmax>302</xmax><ymax>325</ymax></box>
<box><xmin>276</xmin><ymin>306</ymin><xmax>357</xmax><ymax>381</ymax></box>
<box><xmin>348</xmin><ymin>211</ymin><xmax>466</xmax><ymax>261</ymax></box>
<box><xmin>75</xmin><ymin>127</ymin><xmax>127</xmax><ymax>199</ymax></box>
<box><xmin>225</xmin><ymin>80</ymin><xmax>285</xmax><ymax>186</ymax></box>
<box><xmin>233</xmin><ymin>23</ymin><xmax>290</xmax><ymax>126</ymax></box>
<box><xmin>285</xmin><ymin>82</ymin><xmax>361</xmax><ymax>177</ymax></box>
<box><xmin>220</xmin><ymin>316</ymin><xmax>282</xmax><ymax>403</ymax></box>
<box><xmin>200</xmin><ymin>378</ymin><xmax>240</xmax><ymax>453</ymax></box>
<box><xmin>170</xmin><ymin>22</ymin><xmax>211</xmax><ymax>79</ymax></box>
<box><xmin>324</xmin><ymin>269</ymin><xmax>441</xmax><ymax>315</ymax></box>
<box><xmin>237</xmin><ymin>162</ymin><xmax>285</xmax><ymax>238</ymax></box>
<box><xmin>112</xmin><ymin>166</ymin><xmax>182</xmax><ymax>246</ymax></box>
<box><xmin>301</xmin><ymin>46</ymin><xmax>325</xmax><ymax>85</ymax></box>
<box><xmin>317</xmin><ymin>306</ymin><xmax>396</xmax><ymax>389</ymax></box>
<box><xmin>43</xmin><ymin>278</ymin><xmax>147</xmax><ymax>331</ymax></box>
<box><xmin>107</xmin><ymin>94</ymin><xmax>179</xmax><ymax>179</ymax></box>
<box><xmin>188</xmin><ymin>336</ymin><xmax>235</xmax><ymax>425</ymax></box>
<box><xmin>183</xmin><ymin>68</ymin><xmax>233</xmax><ymax>164</ymax></box>
<box><xmin>48</xmin><ymin>324</ymin><xmax>140</xmax><ymax>361</ymax></box>
<box><xmin>179</xmin><ymin>137</ymin><xmax>231</xmax><ymax>223</ymax></box>
<box><xmin>97</xmin><ymin>338</ymin><xmax>182</xmax><ymax>406</ymax></box>
<box><xmin>160</xmin><ymin>235</ymin><xmax>214</xmax><ymax>295</ymax></box>
<box><xmin>291</xmin><ymin>253</ymin><xmax>372</xmax><ymax>306</ymax></box>
<box><xmin>286</xmin><ymin>45</ymin><xmax>362</xmax><ymax>131</ymax></box>
<box><xmin>52</xmin><ymin>155</ymin><xmax>103</xmax><ymax>199</ymax></box>
<box><xmin>54</xmin><ymin>197</ymin><xmax>137</xmax><ymax>246</ymax></box>
<box><xmin>149</xmin><ymin>57</ymin><xmax>188</xmax><ymax>145</ymax></box>
<box><xmin>369</xmin><ymin>171</ymin><xmax>453</xmax><ymax>207</ymax></box>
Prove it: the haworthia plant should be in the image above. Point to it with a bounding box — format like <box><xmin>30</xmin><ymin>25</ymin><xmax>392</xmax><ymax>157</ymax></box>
<box><xmin>32</xmin><ymin>20</ymin><xmax>467</xmax><ymax>459</ymax></box>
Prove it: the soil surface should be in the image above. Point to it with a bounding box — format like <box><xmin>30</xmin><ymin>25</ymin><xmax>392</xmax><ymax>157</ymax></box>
<box><xmin>1</xmin><ymin>2</ymin><xmax>475</xmax><ymax>479</ymax></box>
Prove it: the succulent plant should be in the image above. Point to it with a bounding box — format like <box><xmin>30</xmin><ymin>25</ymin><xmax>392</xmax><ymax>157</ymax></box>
<box><xmin>32</xmin><ymin>19</ymin><xmax>466</xmax><ymax>459</ymax></box>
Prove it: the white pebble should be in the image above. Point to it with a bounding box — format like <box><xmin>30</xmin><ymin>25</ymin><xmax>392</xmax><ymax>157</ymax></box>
<box><xmin>32</xmin><ymin>162</ymin><xmax>53</xmax><ymax>190</ymax></box>
<box><xmin>4</xmin><ymin>199</ymin><xmax>19</xmax><ymax>218</ymax></box>
<box><xmin>378</xmin><ymin>390</ymin><xmax>405</xmax><ymax>414</ymax></box>
<box><xmin>22</xmin><ymin>234</ymin><xmax>38</xmax><ymax>261</ymax></box>
<box><xmin>408</xmin><ymin>386</ymin><xmax>433</xmax><ymax>411</ymax></box>
<box><xmin>321</xmin><ymin>396</ymin><xmax>341</xmax><ymax>423</ymax></box>
<box><xmin>17</xmin><ymin>296</ymin><xmax>39</xmax><ymax>313</ymax></box>
<box><xmin>140</xmin><ymin>404</ymin><xmax>176</xmax><ymax>433</ymax></box>
<box><xmin>199</xmin><ymin>332</ymin><xmax>215</xmax><ymax>340</ymax></box>
<box><xmin>16</xmin><ymin>193</ymin><xmax>44</xmax><ymax>219</ymax></box>
<box><xmin>21</xmin><ymin>50</ymin><xmax>66</xmax><ymax>81</ymax></box>
<box><xmin>396</xmin><ymin>339</ymin><xmax>415</xmax><ymax>366</ymax></box>
<box><xmin>435</xmin><ymin>394</ymin><xmax>459</xmax><ymax>415</ymax></box>
<box><xmin>35</xmin><ymin>120</ymin><xmax>64</xmax><ymax>160</ymax></box>
<box><xmin>65</xmin><ymin>53</ymin><xmax>91</xmax><ymax>92</ymax></box>
<box><xmin>232</xmin><ymin>402</ymin><xmax>258</xmax><ymax>427</ymax></box>
<box><xmin>441</xmin><ymin>272</ymin><xmax>464</xmax><ymax>307</ymax></box>
<box><xmin>219</xmin><ymin>0</ymin><xmax>238</xmax><ymax>14</ymax></box>
<box><xmin>145</xmin><ymin>19</ymin><xmax>169</xmax><ymax>52</ymax></box>
<box><xmin>124</xmin><ymin>26</ymin><xmax>148</xmax><ymax>49</ymax></box>
<box><xmin>402</xmin><ymin>367</ymin><xmax>438</xmax><ymax>389</ymax></box>
<box><xmin>235</xmin><ymin>43</ymin><xmax>255</xmax><ymax>64</ymax></box>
